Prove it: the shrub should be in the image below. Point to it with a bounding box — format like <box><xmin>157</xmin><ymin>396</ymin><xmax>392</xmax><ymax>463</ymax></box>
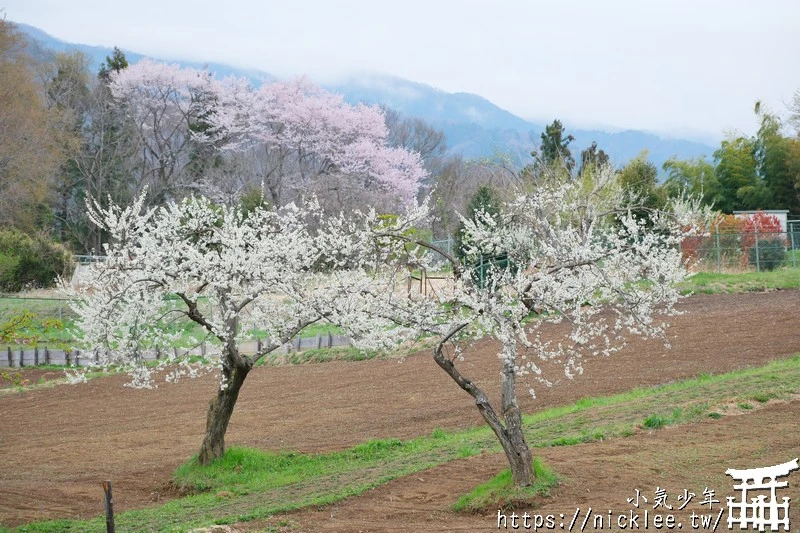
<box><xmin>0</xmin><ymin>228</ymin><xmax>73</xmax><ymax>292</ymax></box>
<box><xmin>740</xmin><ymin>212</ymin><xmax>784</xmax><ymax>249</ymax></box>
<box><xmin>684</xmin><ymin>214</ymin><xmax>744</xmax><ymax>268</ymax></box>
<box><xmin>748</xmin><ymin>238</ymin><xmax>787</xmax><ymax>271</ymax></box>
<box><xmin>642</xmin><ymin>414</ymin><xmax>670</xmax><ymax>429</ymax></box>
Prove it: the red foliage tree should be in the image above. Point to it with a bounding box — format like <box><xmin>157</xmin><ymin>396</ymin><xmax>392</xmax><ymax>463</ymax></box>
<box><xmin>739</xmin><ymin>211</ymin><xmax>784</xmax><ymax>249</ymax></box>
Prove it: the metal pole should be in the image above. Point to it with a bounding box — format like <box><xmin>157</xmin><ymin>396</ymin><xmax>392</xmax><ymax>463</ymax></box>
<box><xmin>754</xmin><ymin>226</ymin><xmax>760</xmax><ymax>272</ymax></box>
<box><xmin>791</xmin><ymin>228</ymin><xmax>797</xmax><ymax>268</ymax></box>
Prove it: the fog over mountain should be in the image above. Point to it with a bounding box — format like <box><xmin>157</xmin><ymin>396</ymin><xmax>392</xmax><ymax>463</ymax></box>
<box><xmin>17</xmin><ymin>22</ymin><xmax>715</xmax><ymax>173</ymax></box>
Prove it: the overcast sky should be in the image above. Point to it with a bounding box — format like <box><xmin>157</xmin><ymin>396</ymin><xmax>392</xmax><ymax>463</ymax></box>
<box><xmin>5</xmin><ymin>0</ymin><xmax>799</xmax><ymax>143</ymax></box>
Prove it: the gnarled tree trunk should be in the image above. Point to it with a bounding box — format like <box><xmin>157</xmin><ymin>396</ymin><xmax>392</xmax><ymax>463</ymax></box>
<box><xmin>198</xmin><ymin>357</ymin><xmax>252</xmax><ymax>465</ymax></box>
<box><xmin>432</xmin><ymin>329</ymin><xmax>535</xmax><ymax>487</ymax></box>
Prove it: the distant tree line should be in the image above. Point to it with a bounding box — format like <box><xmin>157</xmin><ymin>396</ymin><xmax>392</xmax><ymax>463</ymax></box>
<box><xmin>2</xmin><ymin>16</ymin><xmax>799</xmax><ymax>289</ymax></box>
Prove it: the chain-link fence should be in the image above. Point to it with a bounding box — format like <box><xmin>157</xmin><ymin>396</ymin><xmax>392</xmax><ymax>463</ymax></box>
<box><xmin>683</xmin><ymin>228</ymin><xmax>800</xmax><ymax>273</ymax></box>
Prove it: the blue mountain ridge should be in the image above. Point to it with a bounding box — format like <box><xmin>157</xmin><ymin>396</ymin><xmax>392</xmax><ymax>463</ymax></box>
<box><xmin>16</xmin><ymin>22</ymin><xmax>714</xmax><ymax>172</ymax></box>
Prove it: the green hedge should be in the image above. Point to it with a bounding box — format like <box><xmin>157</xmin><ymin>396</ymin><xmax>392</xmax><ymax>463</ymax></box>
<box><xmin>0</xmin><ymin>228</ymin><xmax>74</xmax><ymax>292</ymax></box>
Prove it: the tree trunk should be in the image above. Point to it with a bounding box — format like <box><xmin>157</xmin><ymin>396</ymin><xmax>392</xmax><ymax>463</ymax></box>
<box><xmin>498</xmin><ymin>351</ymin><xmax>535</xmax><ymax>486</ymax></box>
<box><xmin>432</xmin><ymin>327</ymin><xmax>536</xmax><ymax>487</ymax></box>
<box><xmin>197</xmin><ymin>359</ymin><xmax>251</xmax><ymax>465</ymax></box>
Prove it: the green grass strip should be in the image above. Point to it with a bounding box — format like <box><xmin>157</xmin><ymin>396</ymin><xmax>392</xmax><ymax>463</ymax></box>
<box><xmin>678</xmin><ymin>267</ymin><xmax>800</xmax><ymax>295</ymax></box>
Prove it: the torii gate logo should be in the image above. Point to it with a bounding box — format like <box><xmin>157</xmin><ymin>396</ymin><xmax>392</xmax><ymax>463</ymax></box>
<box><xmin>726</xmin><ymin>458</ymin><xmax>799</xmax><ymax>531</ymax></box>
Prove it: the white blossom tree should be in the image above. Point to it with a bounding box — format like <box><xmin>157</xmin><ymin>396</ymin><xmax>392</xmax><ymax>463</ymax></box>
<box><xmin>361</xmin><ymin>166</ymin><xmax>709</xmax><ymax>487</ymax></box>
<box><xmin>67</xmin><ymin>191</ymin><xmax>425</xmax><ymax>465</ymax></box>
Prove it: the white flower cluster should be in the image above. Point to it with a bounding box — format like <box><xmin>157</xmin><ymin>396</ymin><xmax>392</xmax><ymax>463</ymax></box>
<box><xmin>65</xmin><ymin>166</ymin><xmax>696</xmax><ymax>404</ymax></box>
<box><xmin>359</xmin><ymin>166</ymin><xmax>694</xmax><ymax>400</ymax></box>
<box><xmin>64</xmin><ymin>192</ymin><xmax>428</xmax><ymax>389</ymax></box>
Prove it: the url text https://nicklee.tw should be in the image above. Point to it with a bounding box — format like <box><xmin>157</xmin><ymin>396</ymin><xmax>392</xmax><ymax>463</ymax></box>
<box><xmin>496</xmin><ymin>507</ymin><xmax>726</xmax><ymax>531</ymax></box>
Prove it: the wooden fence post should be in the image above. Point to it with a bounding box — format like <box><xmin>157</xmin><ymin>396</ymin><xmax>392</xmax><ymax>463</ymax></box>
<box><xmin>18</xmin><ymin>348</ymin><xmax>23</xmax><ymax>368</ymax></box>
<box><xmin>316</xmin><ymin>334</ymin><xmax>322</xmax><ymax>350</ymax></box>
<box><xmin>65</xmin><ymin>351</ymin><xmax>71</xmax><ymax>366</ymax></box>
<box><xmin>103</xmin><ymin>480</ymin><xmax>115</xmax><ymax>533</ymax></box>
<box><xmin>34</xmin><ymin>347</ymin><xmax>39</xmax><ymax>366</ymax></box>
<box><xmin>44</xmin><ymin>347</ymin><xmax>50</xmax><ymax>365</ymax></box>
<box><xmin>74</xmin><ymin>350</ymin><xmax>80</xmax><ymax>367</ymax></box>
<box><xmin>6</xmin><ymin>346</ymin><xmax>11</xmax><ymax>368</ymax></box>
<box><xmin>328</xmin><ymin>332</ymin><xmax>333</xmax><ymax>349</ymax></box>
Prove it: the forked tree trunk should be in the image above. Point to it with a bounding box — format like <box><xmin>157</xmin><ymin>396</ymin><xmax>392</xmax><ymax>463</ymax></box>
<box><xmin>198</xmin><ymin>359</ymin><xmax>252</xmax><ymax>465</ymax></box>
<box><xmin>432</xmin><ymin>334</ymin><xmax>535</xmax><ymax>487</ymax></box>
<box><xmin>498</xmin><ymin>355</ymin><xmax>535</xmax><ymax>486</ymax></box>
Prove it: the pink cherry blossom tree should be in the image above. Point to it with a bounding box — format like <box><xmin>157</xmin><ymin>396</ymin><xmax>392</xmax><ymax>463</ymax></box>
<box><xmin>208</xmin><ymin>77</ymin><xmax>426</xmax><ymax>211</ymax></box>
<box><xmin>110</xmin><ymin>61</ymin><xmax>427</xmax><ymax>212</ymax></box>
<box><xmin>109</xmin><ymin>59</ymin><xmax>220</xmax><ymax>204</ymax></box>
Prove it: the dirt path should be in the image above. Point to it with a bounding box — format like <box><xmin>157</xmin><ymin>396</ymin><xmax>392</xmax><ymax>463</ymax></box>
<box><xmin>0</xmin><ymin>290</ymin><xmax>798</xmax><ymax>526</ymax></box>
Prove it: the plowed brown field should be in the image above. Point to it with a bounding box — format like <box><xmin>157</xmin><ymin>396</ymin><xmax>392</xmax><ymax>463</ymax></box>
<box><xmin>1</xmin><ymin>290</ymin><xmax>798</xmax><ymax>529</ymax></box>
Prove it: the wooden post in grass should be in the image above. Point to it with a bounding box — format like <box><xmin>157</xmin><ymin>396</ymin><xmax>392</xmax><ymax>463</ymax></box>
<box><xmin>6</xmin><ymin>347</ymin><xmax>11</xmax><ymax>368</ymax></box>
<box><xmin>328</xmin><ymin>332</ymin><xmax>333</xmax><ymax>349</ymax></box>
<box><xmin>316</xmin><ymin>333</ymin><xmax>322</xmax><ymax>350</ymax></box>
<box><xmin>103</xmin><ymin>480</ymin><xmax>115</xmax><ymax>533</ymax></box>
<box><xmin>44</xmin><ymin>347</ymin><xmax>50</xmax><ymax>365</ymax></box>
<box><xmin>65</xmin><ymin>350</ymin><xmax>71</xmax><ymax>366</ymax></box>
<box><xmin>34</xmin><ymin>347</ymin><xmax>38</xmax><ymax>366</ymax></box>
<box><xmin>18</xmin><ymin>348</ymin><xmax>23</xmax><ymax>368</ymax></box>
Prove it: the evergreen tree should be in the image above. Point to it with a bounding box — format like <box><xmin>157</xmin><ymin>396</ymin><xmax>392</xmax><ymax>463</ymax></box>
<box><xmin>754</xmin><ymin>102</ymin><xmax>799</xmax><ymax>214</ymax></box>
<box><xmin>713</xmin><ymin>136</ymin><xmax>766</xmax><ymax>213</ymax></box>
<box><xmin>578</xmin><ymin>141</ymin><xmax>609</xmax><ymax>177</ymax></box>
<box><xmin>536</xmin><ymin>119</ymin><xmax>575</xmax><ymax>172</ymax></box>
<box><xmin>98</xmin><ymin>47</ymin><xmax>128</xmax><ymax>83</ymax></box>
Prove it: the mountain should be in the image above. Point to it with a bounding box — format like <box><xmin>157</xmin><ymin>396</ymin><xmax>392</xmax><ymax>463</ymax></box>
<box><xmin>329</xmin><ymin>74</ymin><xmax>714</xmax><ymax>169</ymax></box>
<box><xmin>15</xmin><ymin>22</ymin><xmax>714</xmax><ymax>172</ymax></box>
<box><xmin>16</xmin><ymin>23</ymin><xmax>276</xmax><ymax>85</ymax></box>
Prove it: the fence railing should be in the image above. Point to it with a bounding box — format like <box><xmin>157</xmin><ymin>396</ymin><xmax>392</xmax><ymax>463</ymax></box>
<box><xmin>0</xmin><ymin>332</ymin><xmax>353</xmax><ymax>369</ymax></box>
<box><xmin>683</xmin><ymin>229</ymin><xmax>799</xmax><ymax>273</ymax></box>
<box><xmin>74</xmin><ymin>255</ymin><xmax>107</xmax><ymax>264</ymax></box>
